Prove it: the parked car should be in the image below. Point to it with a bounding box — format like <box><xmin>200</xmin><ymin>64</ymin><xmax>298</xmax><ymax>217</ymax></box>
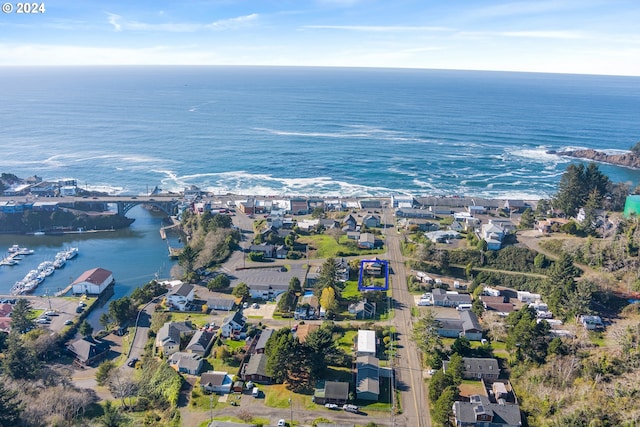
<box><xmin>64</xmin><ymin>319</ymin><xmax>73</xmax><ymax>325</ymax></box>
<box><xmin>325</xmin><ymin>403</ymin><xmax>339</xmax><ymax>410</ymax></box>
<box><xmin>277</xmin><ymin>420</ymin><xmax>286</xmax><ymax>427</ymax></box>
<box><xmin>45</xmin><ymin>310</ymin><xmax>58</xmax><ymax>316</ymax></box>
<box><xmin>343</xmin><ymin>404</ymin><xmax>359</xmax><ymax>413</ymax></box>
<box><xmin>127</xmin><ymin>358</ymin><xmax>139</xmax><ymax>367</ymax></box>
<box><xmin>36</xmin><ymin>318</ymin><xmax>51</xmax><ymax>324</ymax></box>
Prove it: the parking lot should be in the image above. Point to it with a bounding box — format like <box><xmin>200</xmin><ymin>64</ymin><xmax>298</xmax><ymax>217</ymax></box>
<box><xmin>1</xmin><ymin>294</ymin><xmax>87</xmax><ymax>332</ymax></box>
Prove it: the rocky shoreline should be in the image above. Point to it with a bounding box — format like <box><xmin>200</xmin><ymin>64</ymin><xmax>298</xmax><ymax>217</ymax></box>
<box><xmin>551</xmin><ymin>148</ymin><xmax>640</xmax><ymax>169</ymax></box>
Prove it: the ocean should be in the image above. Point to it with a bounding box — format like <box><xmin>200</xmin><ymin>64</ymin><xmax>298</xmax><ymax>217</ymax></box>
<box><xmin>1</xmin><ymin>66</ymin><xmax>640</xmax><ymax>199</ymax></box>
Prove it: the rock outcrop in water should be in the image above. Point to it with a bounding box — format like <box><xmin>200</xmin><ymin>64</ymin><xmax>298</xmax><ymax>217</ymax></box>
<box><xmin>556</xmin><ymin>148</ymin><xmax>640</xmax><ymax>169</ymax></box>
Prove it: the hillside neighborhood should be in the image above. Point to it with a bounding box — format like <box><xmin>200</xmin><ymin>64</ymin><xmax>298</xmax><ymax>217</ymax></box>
<box><xmin>3</xmin><ymin>162</ymin><xmax>640</xmax><ymax>426</ymax></box>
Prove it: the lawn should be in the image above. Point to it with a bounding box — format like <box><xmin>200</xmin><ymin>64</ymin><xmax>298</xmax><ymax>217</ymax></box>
<box><xmin>263</xmin><ymin>383</ymin><xmax>315</xmax><ymax>410</ymax></box>
<box><xmin>168</xmin><ymin>312</ymin><xmax>212</xmax><ymax>328</ymax></box>
<box><xmin>224</xmin><ymin>339</ymin><xmax>247</xmax><ymax>351</ymax></box>
<box><xmin>459</xmin><ymin>380</ymin><xmax>486</xmax><ymax>398</ymax></box>
<box><xmin>298</xmin><ymin>234</ymin><xmax>384</xmax><ymax>259</ymax></box>
<box><xmin>337</xmin><ymin>330</ymin><xmax>357</xmax><ymax>354</ymax></box>
<box><xmin>341</xmin><ymin>280</ymin><xmax>361</xmax><ymax>299</ymax></box>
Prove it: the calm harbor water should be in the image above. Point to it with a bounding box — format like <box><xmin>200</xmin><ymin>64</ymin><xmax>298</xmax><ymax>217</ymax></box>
<box><xmin>0</xmin><ymin>206</ymin><xmax>176</xmax><ymax>300</ymax></box>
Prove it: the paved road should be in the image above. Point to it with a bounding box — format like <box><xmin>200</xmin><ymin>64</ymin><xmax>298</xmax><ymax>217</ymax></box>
<box><xmin>384</xmin><ymin>210</ymin><xmax>431</xmax><ymax>427</ymax></box>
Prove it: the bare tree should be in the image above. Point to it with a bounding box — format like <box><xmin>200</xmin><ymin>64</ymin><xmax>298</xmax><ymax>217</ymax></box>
<box><xmin>107</xmin><ymin>368</ymin><xmax>138</xmax><ymax>410</ymax></box>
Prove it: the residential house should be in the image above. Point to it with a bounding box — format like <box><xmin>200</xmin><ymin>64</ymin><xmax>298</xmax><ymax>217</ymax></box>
<box><xmin>356</xmin><ymin>330</ymin><xmax>377</xmax><ymax>356</ymax></box>
<box><xmin>432</xmin><ymin>288</ymin><xmax>472</xmax><ymax>308</ymax></box>
<box><xmin>295</xmin><ymin>293</ymin><xmax>320</xmax><ymax>320</ymax></box>
<box><xmin>504</xmin><ymin>199</ymin><xmax>528</xmax><ymax>213</ymax></box>
<box><xmin>579</xmin><ymin>315</ymin><xmax>604</xmax><ymax>331</ymax></box>
<box><xmin>319</xmin><ymin>218</ymin><xmax>338</xmax><ymax>229</ymax></box>
<box><xmin>356</xmin><ymin>355</ymin><xmax>380</xmax><ymax>401</ymax></box>
<box><xmin>259</xmin><ymin>226</ymin><xmax>279</xmax><ymax>242</ymax></box>
<box><xmin>397</xmin><ymin>218</ymin><xmax>439</xmax><ymax>232</ymax></box>
<box><xmin>362</xmin><ymin>258</ymin><xmax>385</xmax><ymax>277</ymax></box>
<box><xmin>535</xmin><ymin>217</ymin><xmax>571</xmax><ymax>233</ymax></box>
<box><xmin>481</xmin><ymin>296</ymin><xmax>514</xmax><ymax>314</ymax></box>
<box><xmin>185</xmin><ymin>330</ymin><xmax>215</xmax><ymax>356</ymax></box>
<box><xmin>155</xmin><ymin>321</ymin><xmax>195</xmax><ymax>356</ymax></box>
<box><xmin>335</xmin><ymin>258</ymin><xmax>350</xmax><ymax>282</ymax></box>
<box><xmin>166</xmin><ymin>282</ymin><xmax>195</xmax><ymax>311</ymax></box>
<box><xmin>443</xmin><ymin>357</ymin><xmax>500</xmax><ymax>380</ymax></box>
<box><xmin>238</xmin><ymin>199</ymin><xmax>255</xmax><ymax>215</ymax></box>
<box><xmin>359</xmin><ymin>199</ymin><xmax>381</xmax><ymax>209</ymax></box>
<box><xmin>313</xmin><ymin>381</ymin><xmax>350</xmax><ymax>405</ymax></box>
<box><xmin>516</xmin><ymin>291</ymin><xmax>541</xmax><ymax>303</ymax></box>
<box><xmin>468</xmin><ymin>205</ymin><xmax>487</xmax><ymax>215</ymax></box>
<box><xmin>201</xmin><ymin>371</ymin><xmax>234</xmax><ymax>394</ymax></box>
<box><xmin>200</xmin><ymin>371</ymin><xmax>233</xmax><ymax>394</ymax></box>
<box><xmin>358</xmin><ymin>233</ymin><xmax>375</xmax><ymax>249</ymax></box>
<box><xmin>453</xmin><ymin>394</ymin><xmax>522</xmax><ymax>427</ymax></box>
<box><xmin>255</xmin><ymin>329</ymin><xmax>274</xmax><ymax>354</ymax></box>
<box><xmin>168</xmin><ymin>352</ymin><xmax>203</xmax><ymax>375</ymax></box>
<box><xmin>249</xmin><ymin>243</ymin><xmax>275</xmax><ymax>258</ymax></box>
<box><xmin>297</xmin><ymin>219</ymin><xmax>320</xmax><ymax>231</ymax></box>
<box><xmin>481</xmin><ymin>223</ymin><xmax>505</xmax><ymax>251</ymax></box>
<box><xmin>425</xmin><ymin>230</ymin><xmax>460</xmax><ymax>243</ymax></box>
<box><xmin>67</xmin><ymin>338</ymin><xmax>111</xmax><ymax>367</ymax></box>
<box><xmin>348</xmin><ymin>300</ymin><xmax>376</xmax><ymax>319</ymax></box>
<box><xmin>346</xmin><ymin>231</ymin><xmax>361</xmax><ymax>240</ymax></box>
<box><xmin>395</xmin><ymin>207</ymin><xmax>435</xmax><ymax>219</ymax></box>
<box><xmin>221</xmin><ymin>311</ymin><xmax>246</xmax><ymax>338</ymax></box>
<box><xmin>362</xmin><ymin>214</ymin><xmax>381</xmax><ymax>228</ymax></box>
<box><xmin>391</xmin><ymin>194</ymin><xmax>415</xmax><ymax>208</ymax></box>
<box><xmin>241</xmin><ymin>353</ymin><xmax>271</xmax><ymax>384</ymax></box>
<box><xmin>207</xmin><ymin>297</ymin><xmax>235</xmax><ymax>311</ymax></box>
<box><xmin>342</xmin><ymin>214</ymin><xmax>358</xmax><ymax>231</ymax></box>
<box><xmin>436</xmin><ymin>311</ymin><xmax>483</xmax><ymax>341</ymax></box>
<box><xmin>489</xmin><ymin>219</ymin><xmax>516</xmax><ymax>234</ymax></box>
<box><xmin>290</xmin><ymin>198</ymin><xmax>309</xmax><ymax>215</ymax></box>
<box><xmin>71</xmin><ymin>267</ymin><xmax>114</xmax><ymax>296</ymax></box>
<box><xmin>248</xmin><ymin>283</ymin><xmax>289</xmax><ymax>300</ymax></box>
<box><xmin>274</xmin><ymin>245</ymin><xmax>288</xmax><ymax>259</ymax></box>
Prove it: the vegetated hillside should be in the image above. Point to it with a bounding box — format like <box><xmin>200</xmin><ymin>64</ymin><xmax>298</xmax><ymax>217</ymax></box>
<box><xmin>179</xmin><ymin>210</ymin><xmax>240</xmax><ymax>269</ymax></box>
<box><xmin>512</xmin><ymin>305</ymin><xmax>640</xmax><ymax>426</ymax></box>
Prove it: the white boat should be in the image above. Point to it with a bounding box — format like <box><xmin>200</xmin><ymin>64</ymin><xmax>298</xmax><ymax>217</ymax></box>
<box><xmin>65</xmin><ymin>247</ymin><xmax>79</xmax><ymax>259</ymax></box>
<box><xmin>8</xmin><ymin>245</ymin><xmax>33</xmax><ymax>255</ymax></box>
<box><xmin>0</xmin><ymin>257</ymin><xmax>19</xmax><ymax>266</ymax></box>
<box><xmin>53</xmin><ymin>257</ymin><xmax>66</xmax><ymax>268</ymax></box>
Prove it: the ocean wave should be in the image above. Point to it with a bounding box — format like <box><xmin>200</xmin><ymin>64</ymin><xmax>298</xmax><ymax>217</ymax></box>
<box><xmin>508</xmin><ymin>146</ymin><xmax>571</xmax><ymax>163</ymax></box>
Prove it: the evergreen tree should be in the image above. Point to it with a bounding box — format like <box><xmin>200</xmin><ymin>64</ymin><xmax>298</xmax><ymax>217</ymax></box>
<box><xmin>304</xmin><ymin>326</ymin><xmax>336</xmax><ymax>379</ymax></box>
<box><xmin>231</xmin><ymin>282</ymin><xmax>251</xmax><ymax>301</ymax></box>
<box><xmin>519</xmin><ymin>208</ymin><xmax>535</xmax><ymax>229</ymax></box>
<box><xmin>178</xmin><ymin>245</ymin><xmax>199</xmax><ymax>274</ymax></box>
<box><xmin>554</xmin><ymin>164</ymin><xmax>587</xmax><ymax>217</ymax></box>
<box><xmin>2</xmin><ymin>332</ymin><xmax>40</xmax><ymax>379</ymax></box>
<box><xmin>0</xmin><ymin>382</ymin><xmax>22</xmax><ymax>425</ymax></box>
<box><xmin>446</xmin><ymin>353</ymin><xmax>465</xmax><ymax>384</ymax></box>
<box><xmin>265</xmin><ymin>328</ymin><xmax>297</xmax><ymax>383</ymax></box>
<box><xmin>79</xmin><ymin>320</ymin><xmax>94</xmax><ymax>337</ymax></box>
<box><xmin>412</xmin><ymin>311</ymin><xmax>444</xmax><ymax>367</ymax></box>
<box><xmin>432</xmin><ymin>386</ymin><xmax>458</xmax><ymax>425</ymax></box>
<box><xmin>9</xmin><ymin>298</ymin><xmax>35</xmax><ymax>334</ymax></box>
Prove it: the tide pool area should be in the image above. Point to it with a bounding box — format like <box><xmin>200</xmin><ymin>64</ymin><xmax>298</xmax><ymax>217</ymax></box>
<box><xmin>0</xmin><ymin>205</ymin><xmax>175</xmax><ymax>301</ymax></box>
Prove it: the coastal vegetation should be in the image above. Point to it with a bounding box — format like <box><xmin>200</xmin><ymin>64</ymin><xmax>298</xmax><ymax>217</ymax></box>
<box><xmin>178</xmin><ymin>210</ymin><xmax>240</xmax><ymax>279</ymax></box>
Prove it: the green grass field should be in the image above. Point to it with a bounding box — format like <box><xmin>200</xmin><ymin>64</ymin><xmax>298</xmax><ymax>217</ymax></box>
<box><xmin>298</xmin><ymin>234</ymin><xmax>384</xmax><ymax>259</ymax></box>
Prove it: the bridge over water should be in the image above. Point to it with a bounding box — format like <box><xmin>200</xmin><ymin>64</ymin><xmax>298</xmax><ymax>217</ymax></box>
<box><xmin>0</xmin><ymin>195</ymin><xmax>182</xmax><ymax>217</ymax></box>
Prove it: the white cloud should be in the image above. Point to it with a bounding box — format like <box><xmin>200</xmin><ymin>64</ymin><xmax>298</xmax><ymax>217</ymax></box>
<box><xmin>302</xmin><ymin>25</ymin><xmax>453</xmax><ymax>33</ymax></box>
<box><xmin>105</xmin><ymin>12</ymin><xmax>259</xmax><ymax>33</ymax></box>
<box><xmin>456</xmin><ymin>30</ymin><xmax>588</xmax><ymax>40</ymax></box>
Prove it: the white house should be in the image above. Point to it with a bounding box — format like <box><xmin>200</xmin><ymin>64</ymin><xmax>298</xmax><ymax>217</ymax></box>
<box><xmin>220</xmin><ymin>311</ymin><xmax>246</xmax><ymax>338</ymax></box>
<box><xmin>481</xmin><ymin>223</ymin><xmax>505</xmax><ymax>250</ymax></box>
<box><xmin>71</xmin><ymin>268</ymin><xmax>114</xmax><ymax>295</ymax></box>
<box><xmin>356</xmin><ymin>330</ymin><xmax>377</xmax><ymax>356</ymax></box>
<box><xmin>200</xmin><ymin>371</ymin><xmax>233</xmax><ymax>394</ymax></box>
<box><xmin>166</xmin><ymin>282</ymin><xmax>195</xmax><ymax>311</ymax></box>
<box><xmin>168</xmin><ymin>352</ymin><xmax>203</xmax><ymax>375</ymax></box>
<box><xmin>155</xmin><ymin>321</ymin><xmax>194</xmax><ymax>357</ymax></box>
<box><xmin>517</xmin><ymin>291</ymin><xmax>541</xmax><ymax>303</ymax></box>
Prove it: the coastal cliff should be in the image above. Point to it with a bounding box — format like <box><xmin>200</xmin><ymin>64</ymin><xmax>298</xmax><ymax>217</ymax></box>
<box><xmin>556</xmin><ymin>148</ymin><xmax>640</xmax><ymax>169</ymax></box>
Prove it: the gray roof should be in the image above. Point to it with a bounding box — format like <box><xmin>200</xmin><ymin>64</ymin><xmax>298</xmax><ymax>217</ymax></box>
<box><xmin>223</xmin><ymin>311</ymin><xmax>246</xmax><ymax>328</ymax></box>
<box><xmin>432</xmin><ymin>288</ymin><xmax>472</xmax><ymax>304</ymax></box>
<box><xmin>67</xmin><ymin>338</ymin><xmax>110</xmax><ymax>363</ymax></box>
<box><xmin>170</xmin><ymin>282</ymin><xmax>194</xmax><ymax>297</ymax></box>
<box><xmin>453</xmin><ymin>395</ymin><xmax>522</xmax><ymax>426</ymax></box>
<box><xmin>356</xmin><ymin>355</ymin><xmax>380</xmax><ymax>395</ymax></box>
<box><xmin>243</xmin><ymin>353</ymin><xmax>269</xmax><ymax>378</ymax></box>
<box><xmin>169</xmin><ymin>352</ymin><xmax>203</xmax><ymax>373</ymax></box>
<box><xmin>201</xmin><ymin>371</ymin><xmax>227</xmax><ymax>387</ymax></box>
<box><xmin>186</xmin><ymin>330</ymin><xmax>214</xmax><ymax>354</ymax></box>
<box><xmin>157</xmin><ymin>321</ymin><xmax>194</xmax><ymax>347</ymax></box>
<box><xmin>436</xmin><ymin>311</ymin><xmax>482</xmax><ymax>334</ymax></box>
<box><xmin>324</xmin><ymin>381</ymin><xmax>350</xmax><ymax>400</ymax></box>
<box><xmin>255</xmin><ymin>329</ymin><xmax>274</xmax><ymax>352</ymax></box>
<box><xmin>207</xmin><ymin>297</ymin><xmax>235</xmax><ymax>310</ymax></box>
<box><xmin>443</xmin><ymin>357</ymin><xmax>499</xmax><ymax>377</ymax></box>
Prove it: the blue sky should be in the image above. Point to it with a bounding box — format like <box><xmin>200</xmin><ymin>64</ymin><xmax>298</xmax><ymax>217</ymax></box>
<box><xmin>1</xmin><ymin>0</ymin><xmax>639</xmax><ymax>75</ymax></box>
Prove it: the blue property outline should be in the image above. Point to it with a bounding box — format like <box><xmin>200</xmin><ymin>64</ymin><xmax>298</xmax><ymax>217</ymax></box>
<box><xmin>358</xmin><ymin>259</ymin><xmax>389</xmax><ymax>291</ymax></box>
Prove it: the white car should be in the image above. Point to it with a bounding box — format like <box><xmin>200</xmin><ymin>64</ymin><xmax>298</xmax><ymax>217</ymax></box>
<box><xmin>325</xmin><ymin>403</ymin><xmax>339</xmax><ymax>410</ymax></box>
<box><xmin>277</xmin><ymin>420</ymin><xmax>286</xmax><ymax>427</ymax></box>
<box><xmin>417</xmin><ymin>299</ymin><xmax>432</xmax><ymax>306</ymax></box>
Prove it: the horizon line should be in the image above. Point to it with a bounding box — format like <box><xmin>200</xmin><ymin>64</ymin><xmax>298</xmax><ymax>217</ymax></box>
<box><xmin>0</xmin><ymin>63</ymin><xmax>639</xmax><ymax>78</ymax></box>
